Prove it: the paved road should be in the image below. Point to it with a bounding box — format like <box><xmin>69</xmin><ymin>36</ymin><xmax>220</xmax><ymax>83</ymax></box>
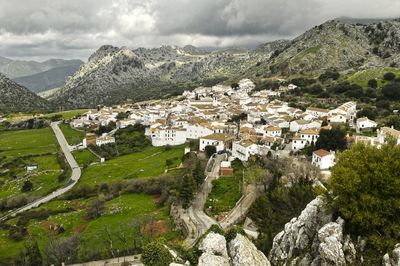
<box><xmin>184</xmin><ymin>154</ymin><xmax>224</xmax><ymax>246</ymax></box>
<box><xmin>0</xmin><ymin>122</ymin><xmax>82</xmax><ymax>221</ymax></box>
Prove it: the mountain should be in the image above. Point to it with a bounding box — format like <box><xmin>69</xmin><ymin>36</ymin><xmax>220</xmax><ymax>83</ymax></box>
<box><xmin>50</xmin><ymin>44</ymin><xmax>272</xmax><ymax>108</ymax></box>
<box><xmin>0</xmin><ymin>73</ymin><xmax>51</xmax><ymax>113</ymax></box>
<box><xmin>0</xmin><ymin>58</ymin><xmax>84</xmax><ymax>79</ymax></box>
<box><xmin>247</xmin><ymin>18</ymin><xmax>400</xmax><ymax>77</ymax></box>
<box><xmin>50</xmin><ymin>18</ymin><xmax>400</xmax><ymax>108</ymax></box>
<box><xmin>13</xmin><ymin>65</ymin><xmax>82</xmax><ymax>93</ymax></box>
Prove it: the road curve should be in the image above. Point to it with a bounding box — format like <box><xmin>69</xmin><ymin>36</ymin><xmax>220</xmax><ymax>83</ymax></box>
<box><xmin>0</xmin><ymin>122</ymin><xmax>81</xmax><ymax>221</ymax></box>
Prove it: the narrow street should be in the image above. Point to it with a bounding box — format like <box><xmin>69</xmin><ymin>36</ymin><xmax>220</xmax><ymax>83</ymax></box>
<box><xmin>0</xmin><ymin>122</ymin><xmax>82</xmax><ymax>221</ymax></box>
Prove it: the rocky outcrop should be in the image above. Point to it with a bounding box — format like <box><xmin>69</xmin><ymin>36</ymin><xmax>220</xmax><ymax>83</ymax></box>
<box><xmin>198</xmin><ymin>232</ymin><xmax>271</xmax><ymax>266</ymax></box>
<box><xmin>229</xmin><ymin>234</ymin><xmax>271</xmax><ymax>266</ymax></box>
<box><xmin>199</xmin><ymin>232</ymin><xmax>228</xmax><ymax>258</ymax></box>
<box><xmin>383</xmin><ymin>244</ymin><xmax>400</xmax><ymax>266</ymax></box>
<box><xmin>269</xmin><ymin>197</ymin><xmax>356</xmax><ymax>266</ymax></box>
<box><xmin>198</xmin><ymin>253</ymin><xmax>230</xmax><ymax>266</ymax></box>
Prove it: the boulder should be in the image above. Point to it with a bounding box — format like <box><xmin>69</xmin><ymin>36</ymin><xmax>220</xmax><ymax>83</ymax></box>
<box><xmin>269</xmin><ymin>197</ymin><xmax>356</xmax><ymax>265</ymax></box>
<box><xmin>383</xmin><ymin>243</ymin><xmax>400</xmax><ymax>266</ymax></box>
<box><xmin>199</xmin><ymin>232</ymin><xmax>228</xmax><ymax>258</ymax></box>
<box><xmin>229</xmin><ymin>234</ymin><xmax>271</xmax><ymax>266</ymax></box>
<box><xmin>198</xmin><ymin>252</ymin><xmax>230</xmax><ymax>266</ymax></box>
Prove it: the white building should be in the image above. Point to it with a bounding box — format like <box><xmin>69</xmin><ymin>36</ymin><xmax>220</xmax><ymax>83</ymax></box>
<box><xmin>96</xmin><ymin>134</ymin><xmax>116</xmax><ymax>146</ymax></box>
<box><xmin>185</xmin><ymin>123</ymin><xmax>214</xmax><ymax>139</ymax></box>
<box><xmin>117</xmin><ymin>119</ymin><xmax>137</xmax><ymax>129</ymax></box>
<box><xmin>232</xmin><ymin>140</ymin><xmax>258</xmax><ymax>161</ymax></box>
<box><xmin>356</xmin><ymin>117</ymin><xmax>377</xmax><ymax>133</ymax></box>
<box><xmin>151</xmin><ymin>126</ymin><xmax>187</xmax><ymax>146</ymax></box>
<box><xmin>312</xmin><ymin>149</ymin><xmax>335</xmax><ymax>169</ymax></box>
<box><xmin>298</xmin><ymin>129</ymin><xmax>320</xmax><ymax>144</ymax></box>
<box><xmin>264</xmin><ymin>126</ymin><xmax>282</xmax><ymax>137</ymax></box>
<box><xmin>305</xmin><ymin>107</ymin><xmax>329</xmax><ymax>118</ymax></box>
<box><xmin>292</xmin><ymin>136</ymin><xmax>308</xmax><ymax>151</ymax></box>
<box><xmin>199</xmin><ymin>133</ymin><xmax>234</xmax><ymax>152</ymax></box>
<box><xmin>377</xmin><ymin>127</ymin><xmax>400</xmax><ymax>145</ymax></box>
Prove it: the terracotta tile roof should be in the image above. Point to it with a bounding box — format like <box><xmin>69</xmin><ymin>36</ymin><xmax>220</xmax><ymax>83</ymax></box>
<box><xmin>313</xmin><ymin>149</ymin><xmax>331</xmax><ymax>157</ymax></box>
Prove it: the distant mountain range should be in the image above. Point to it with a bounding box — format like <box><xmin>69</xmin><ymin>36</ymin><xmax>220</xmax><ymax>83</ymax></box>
<box><xmin>1</xmin><ymin>18</ymin><xmax>400</xmax><ymax>112</ymax></box>
<box><xmin>0</xmin><ymin>73</ymin><xmax>51</xmax><ymax>113</ymax></box>
<box><xmin>0</xmin><ymin>57</ymin><xmax>83</xmax><ymax>92</ymax></box>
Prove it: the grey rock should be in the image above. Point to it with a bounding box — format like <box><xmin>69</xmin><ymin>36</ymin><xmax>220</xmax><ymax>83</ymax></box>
<box><xmin>229</xmin><ymin>234</ymin><xmax>271</xmax><ymax>266</ymax></box>
<box><xmin>199</xmin><ymin>232</ymin><xmax>228</xmax><ymax>258</ymax></box>
<box><xmin>198</xmin><ymin>253</ymin><xmax>230</xmax><ymax>266</ymax></box>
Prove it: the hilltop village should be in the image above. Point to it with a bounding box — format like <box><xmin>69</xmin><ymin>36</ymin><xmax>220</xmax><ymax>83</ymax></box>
<box><xmin>69</xmin><ymin>78</ymin><xmax>400</xmax><ymax>171</ymax></box>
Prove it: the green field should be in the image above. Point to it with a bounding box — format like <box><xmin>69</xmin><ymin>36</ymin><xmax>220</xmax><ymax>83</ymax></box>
<box><xmin>59</xmin><ymin>123</ymin><xmax>85</xmax><ymax>145</ymax></box>
<box><xmin>72</xmin><ymin>149</ymin><xmax>99</xmax><ymax>167</ymax></box>
<box><xmin>0</xmin><ymin>128</ymin><xmax>67</xmax><ymax>204</ymax></box>
<box><xmin>43</xmin><ymin>109</ymin><xmax>91</xmax><ymax>120</ymax></box>
<box><xmin>0</xmin><ymin>128</ymin><xmax>58</xmax><ymax>159</ymax></box>
<box><xmin>0</xmin><ymin>194</ymin><xmax>181</xmax><ymax>263</ymax></box>
<box><xmin>78</xmin><ymin>145</ymin><xmax>184</xmax><ymax>187</ymax></box>
<box><xmin>347</xmin><ymin>67</ymin><xmax>400</xmax><ymax>87</ymax></box>
<box><xmin>206</xmin><ymin>174</ymin><xmax>241</xmax><ymax>216</ymax></box>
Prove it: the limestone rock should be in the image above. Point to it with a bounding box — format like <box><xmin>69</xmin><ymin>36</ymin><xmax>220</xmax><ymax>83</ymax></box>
<box><xmin>198</xmin><ymin>252</ymin><xmax>230</xmax><ymax>266</ymax></box>
<box><xmin>199</xmin><ymin>232</ymin><xmax>228</xmax><ymax>258</ymax></box>
<box><xmin>229</xmin><ymin>234</ymin><xmax>271</xmax><ymax>266</ymax></box>
<box><xmin>383</xmin><ymin>243</ymin><xmax>400</xmax><ymax>266</ymax></box>
<box><xmin>269</xmin><ymin>197</ymin><xmax>356</xmax><ymax>265</ymax></box>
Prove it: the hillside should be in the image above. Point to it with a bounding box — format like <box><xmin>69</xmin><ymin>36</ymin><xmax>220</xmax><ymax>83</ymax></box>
<box><xmin>13</xmin><ymin>65</ymin><xmax>81</xmax><ymax>92</ymax></box>
<box><xmin>50</xmin><ymin>45</ymin><xmax>273</xmax><ymax>108</ymax></box>
<box><xmin>0</xmin><ymin>58</ymin><xmax>83</xmax><ymax>79</ymax></box>
<box><xmin>247</xmin><ymin>19</ymin><xmax>400</xmax><ymax>78</ymax></box>
<box><xmin>0</xmin><ymin>73</ymin><xmax>51</xmax><ymax>113</ymax></box>
<box><xmin>50</xmin><ymin>19</ymin><xmax>400</xmax><ymax>108</ymax></box>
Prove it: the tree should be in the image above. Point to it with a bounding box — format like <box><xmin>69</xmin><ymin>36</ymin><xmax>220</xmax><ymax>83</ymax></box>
<box><xmin>86</xmin><ymin>198</ymin><xmax>106</xmax><ymax>219</ymax></box>
<box><xmin>315</xmin><ymin>127</ymin><xmax>347</xmax><ymax>151</ymax></box>
<box><xmin>231</xmin><ymin>83</ymin><xmax>240</xmax><ymax>90</ymax></box>
<box><xmin>192</xmin><ymin>161</ymin><xmax>205</xmax><ymax>186</ymax></box>
<box><xmin>319</xmin><ymin>70</ymin><xmax>340</xmax><ymax>82</ymax></box>
<box><xmin>368</xmin><ymin>79</ymin><xmax>378</xmax><ymax>88</ymax></box>
<box><xmin>16</xmin><ymin>239</ymin><xmax>43</xmax><ymax>266</ymax></box>
<box><xmin>21</xmin><ymin>180</ymin><xmax>33</xmax><ymax>192</ymax></box>
<box><xmin>357</xmin><ymin>107</ymin><xmax>376</xmax><ymax>120</ymax></box>
<box><xmin>44</xmin><ymin>236</ymin><xmax>78</xmax><ymax>265</ymax></box>
<box><xmin>165</xmin><ymin>158</ymin><xmax>174</xmax><ymax>169</ymax></box>
<box><xmin>178</xmin><ymin>174</ymin><xmax>196</xmax><ymax>208</ymax></box>
<box><xmin>204</xmin><ymin>145</ymin><xmax>217</xmax><ymax>157</ymax></box>
<box><xmin>383</xmin><ymin>72</ymin><xmax>396</xmax><ymax>81</ymax></box>
<box><xmin>382</xmin><ymin>82</ymin><xmax>400</xmax><ymax>100</ymax></box>
<box><xmin>384</xmin><ymin>115</ymin><xmax>400</xmax><ymax>130</ymax></box>
<box><xmin>141</xmin><ymin>240</ymin><xmax>173</xmax><ymax>266</ymax></box>
<box><xmin>330</xmin><ymin>143</ymin><xmax>400</xmax><ymax>259</ymax></box>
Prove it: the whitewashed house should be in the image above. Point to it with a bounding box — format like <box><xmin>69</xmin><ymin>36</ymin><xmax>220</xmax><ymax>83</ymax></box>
<box><xmin>356</xmin><ymin>117</ymin><xmax>377</xmax><ymax>133</ymax></box>
<box><xmin>96</xmin><ymin>134</ymin><xmax>116</xmax><ymax>146</ymax></box>
<box><xmin>312</xmin><ymin>149</ymin><xmax>335</xmax><ymax>169</ymax></box>
<box><xmin>185</xmin><ymin>123</ymin><xmax>214</xmax><ymax>140</ymax></box>
<box><xmin>298</xmin><ymin>129</ymin><xmax>320</xmax><ymax>144</ymax></box>
<box><xmin>377</xmin><ymin>127</ymin><xmax>400</xmax><ymax>145</ymax></box>
<box><xmin>305</xmin><ymin>107</ymin><xmax>329</xmax><ymax>118</ymax></box>
<box><xmin>232</xmin><ymin>140</ymin><xmax>258</xmax><ymax>161</ymax></box>
<box><xmin>292</xmin><ymin>136</ymin><xmax>308</xmax><ymax>151</ymax></box>
<box><xmin>199</xmin><ymin>133</ymin><xmax>234</xmax><ymax>152</ymax></box>
<box><xmin>151</xmin><ymin>126</ymin><xmax>187</xmax><ymax>146</ymax></box>
<box><xmin>264</xmin><ymin>126</ymin><xmax>282</xmax><ymax>137</ymax></box>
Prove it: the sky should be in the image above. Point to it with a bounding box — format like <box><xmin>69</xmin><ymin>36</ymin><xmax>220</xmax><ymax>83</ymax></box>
<box><xmin>0</xmin><ymin>0</ymin><xmax>399</xmax><ymax>61</ymax></box>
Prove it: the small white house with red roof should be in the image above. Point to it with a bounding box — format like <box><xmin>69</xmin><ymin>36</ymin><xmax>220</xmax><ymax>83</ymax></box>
<box><xmin>312</xmin><ymin>149</ymin><xmax>335</xmax><ymax>170</ymax></box>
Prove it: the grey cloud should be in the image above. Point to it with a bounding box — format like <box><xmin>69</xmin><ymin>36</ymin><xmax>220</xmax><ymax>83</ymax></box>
<box><xmin>0</xmin><ymin>0</ymin><xmax>398</xmax><ymax>61</ymax></box>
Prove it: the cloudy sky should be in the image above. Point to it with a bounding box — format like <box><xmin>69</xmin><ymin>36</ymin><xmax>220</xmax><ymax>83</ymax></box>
<box><xmin>0</xmin><ymin>0</ymin><xmax>399</xmax><ymax>61</ymax></box>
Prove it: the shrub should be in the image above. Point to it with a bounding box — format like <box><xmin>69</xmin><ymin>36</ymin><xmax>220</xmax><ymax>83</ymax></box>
<box><xmin>204</xmin><ymin>145</ymin><xmax>217</xmax><ymax>158</ymax></box>
<box><xmin>383</xmin><ymin>72</ymin><xmax>396</xmax><ymax>81</ymax></box>
<box><xmin>21</xmin><ymin>180</ymin><xmax>33</xmax><ymax>192</ymax></box>
<box><xmin>86</xmin><ymin>198</ymin><xmax>106</xmax><ymax>219</ymax></box>
<box><xmin>368</xmin><ymin>79</ymin><xmax>378</xmax><ymax>88</ymax></box>
<box><xmin>141</xmin><ymin>240</ymin><xmax>173</xmax><ymax>266</ymax></box>
<box><xmin>330</xmin><ymin>143</ymin><xmax>400</xmax><ymax>261</ymax></box>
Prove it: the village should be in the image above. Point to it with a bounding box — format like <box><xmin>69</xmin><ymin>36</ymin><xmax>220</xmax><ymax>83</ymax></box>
<box><xmin>68</xmin><ymin>78</ymin><xmax>400</xmax><ymax>173</ymax></box>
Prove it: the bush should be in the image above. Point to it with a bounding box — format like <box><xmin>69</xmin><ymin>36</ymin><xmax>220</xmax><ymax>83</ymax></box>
<box><xmin>86</xmin><ymin>198</ymin><xmax>106</xmax><ymax>219</ymax></box>
<box><xmin>315</xmin><ymin>127</ymin><xmax>347</xmax><ymax>151</ymax></box>
<box><xmin>330</xmin><ymin>143</ymin><xmax>400</xmax><ymax>261</ymax></box>
<box><xmin>319</xmin><ymin>70</ymin><xmax>340</xmax><ymax>82</ymax></box>
<box><xmin>368</xmin><ymin>79</ymin><xmax>378</xmax><ymax>88</ymax></box>
<box><xmin>21</xmin><ymin>180</ymin><xmax>33</xmax><ymax>192</ymax></box>
<box><xmin>141</xmin><ymin>240</ymin><xmax>173</xmax><ymax>266</ymax></box>
<box><xmin>383</xmin><ymin>72</ymin><xmax>396</xmax><ymax>81</ymax></box>
<box><xmin>204</xmin><ymin>145</ymin><xmax>217</xmax><ymax>158</ymax></box>
<box><xmin>382</xmin><ymin>82</ymin><xmax>400</xmax><ymax>100</ymax></box>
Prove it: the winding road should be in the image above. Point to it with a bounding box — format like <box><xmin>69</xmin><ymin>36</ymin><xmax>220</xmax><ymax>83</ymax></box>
<box><xmin>0</xmin><ymin>122</ymin><xmax>81</xmax><ymax>221</ymax></box>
